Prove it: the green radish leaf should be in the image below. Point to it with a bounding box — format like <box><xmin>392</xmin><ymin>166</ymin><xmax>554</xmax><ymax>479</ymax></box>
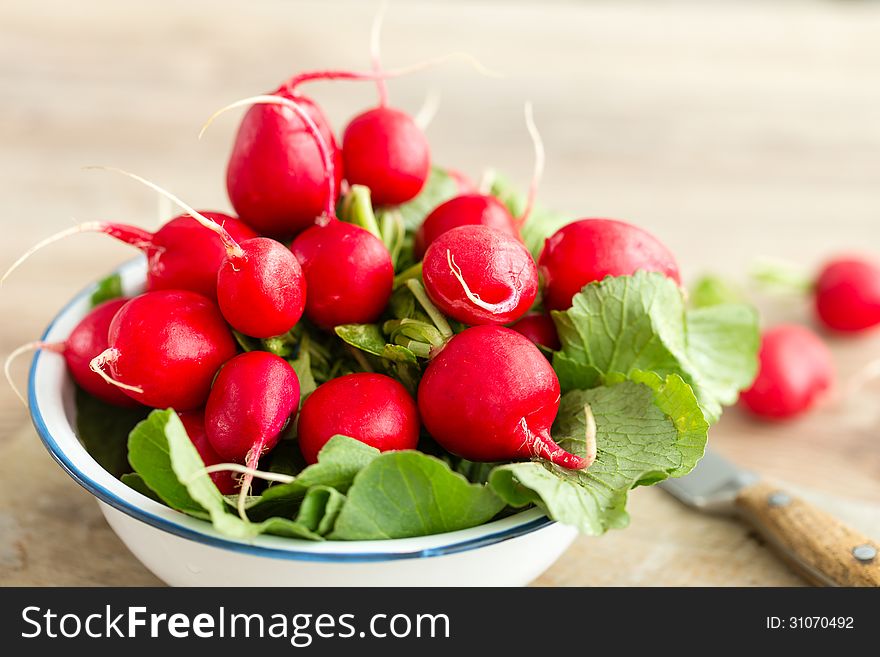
<box><xmin>127</xmin><ymin>410</ymin><xmax>207</xmax><ymax>517</ymax></box>
<box><xmin>288</xmin><ymin>333</ymin><xmax>317</xmax><ymax>401</ymax></box>
<box><xmin>489</xmin><ymin>373</ymin><xmax>708</xmax><ymax>535</ymax></box>
<box><xmin>232</xmin><ymin>330</ymin><xmax>261</xmax><ymax>353</ymax></box>
<box><xmin>553</xmin><ymin>354</ymin><xmax>602</xmax><ymax>394</ymax></box>
<box><xmin>75</xmin><ymin>387</ymin><xmax>149</xmax><ymax>478</ymax></box>
<box><xmin>552</xmin><ymin>271</ymin><xmax>759</xmax><ymax>422</ymax></box>
<box><xmin>262</xmin><ymin>331</ymin><xmax>298</xmax><ymax>358</ymax></box>
<box><xmin>334</xmin><ymin>324</ymin><xmax>387</xmax><ymax>357</ymax></box>
<box><xmin>120</xmin><ymin>473</ymin><xmax>162</xmax><ymax>503</ymax></box>
<box><xmin>89</xmin><ymin>273</ymin><xmax>124</xmax><ymax>307</ymax></box>
<box><xmin>690</xmin><ymin>274</ymin><xmax>747</xmax><ymax>308</ymax></box>
<box><xmin>488</xmin><ymin>171</ymin><xmax>572</xmax><ymax>259</ymax></box>
<box><xmin>330</xmin><ymin>451</ymin><xmax>506</xmax><ymax>540</ymax></box>
<box><xmin>242</xmin><ymin>436</ymin><xmax>380</xmax><ymax>521</ymax></box>
<box><xmin>263</xmin><ymin>439</ymin><xmax>307</xmax><ymax>477</ymax></box>
<box><xmin>390</xmin><ymin>166</ymin><xmax>459</xmax><ymax>232</ymax></box>
<box><xmin>295</xmin><ymin>485</ymin><xmax>347</xmax><ymax>535</ymax></box>
<box><xmin>130</xmin><ymin>409</ymin><xmax>332</xmax><ymax>540</ymax></box>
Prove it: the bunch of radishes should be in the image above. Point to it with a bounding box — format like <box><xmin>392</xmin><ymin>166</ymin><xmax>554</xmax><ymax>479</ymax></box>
<box><xmin>6</xmin><ymin>46</ymin><xmax>696</xmax><ymax>510</ymax></box>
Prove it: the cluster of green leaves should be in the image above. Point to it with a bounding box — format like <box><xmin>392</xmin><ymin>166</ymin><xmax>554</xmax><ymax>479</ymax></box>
<box><xmin>74</xmin><ymin>168</ymin><xmax>760</xmax><ymax>540</ymax></box>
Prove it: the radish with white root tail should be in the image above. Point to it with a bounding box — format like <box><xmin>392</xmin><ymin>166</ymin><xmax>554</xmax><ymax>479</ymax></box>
<box><xmin>297</xmin><ymin>373</ymin><xmax>419</xmax><ymax>465</ymax></box>
<box><xmin>90</xmin><ymin>290</ymin><xmax>237</xmax><ymax>411</ymax></box>
<box><xmin>538</xmin><ymin>218</ymin><xmax>682</xmax><ymax>311</ymax></box>
<box><xmin>206</xmin><ymin>94</ymin><xmax>396</xmax><ymax>330</ymax></box>
<box><xmin>342</xmin><ymin>9</ymin><xmax>429</xmax><ymax>205</ymax></box>
<box><xmin>413</xmin><ymin>103</ymin><xmax>544</xmax><ymax>259</ymax></box>
<box><xmin>203</xmin><ymin>351</ymin><xmax>300</xmax><ymax>518</ymax></box>
<box><xmin>5</xmin><ymin>298</ymin><xmax>137</xmax><ymax>408</ymax></box>
<box><xmin>219</xmin><ymin>44</ymin><xmax>498</xmax><ymax>237</ymax></box>
<box><xmin>421</xmin><ymin>224</ymin><xmax>539</xmax><ymax>326</ymax></box>
<box><xmin>88</xmin><ymin>169</ymin><xmax>306</xmax><ymax>339</ymax></box>
<box><xmin>417</xmin><ymin>325</ymin><xmax>590</xmax><ymax>469</ymax></box>
<box><xmin>2</xmin><ymin>212</ymin><xmax>257</xmax><ymax>301</ymax></box>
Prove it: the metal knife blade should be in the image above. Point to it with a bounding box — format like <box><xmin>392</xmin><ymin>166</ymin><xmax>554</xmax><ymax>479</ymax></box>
<box><xmin>658</xmin><ymin>449</ymin><xmax>758</xmax><ymax>513</ymax></box>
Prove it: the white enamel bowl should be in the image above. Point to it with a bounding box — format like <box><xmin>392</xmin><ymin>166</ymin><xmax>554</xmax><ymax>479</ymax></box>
<box><xmin>27</xmin><ymin>259</ymin><xmax>578</xmax><ymax>586</ymax></box>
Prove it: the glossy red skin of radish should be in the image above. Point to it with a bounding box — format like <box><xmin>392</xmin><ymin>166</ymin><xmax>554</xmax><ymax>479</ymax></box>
<box><xmin>106</xmin><ymin>290</ymin><xmax>237</xmax><ymax>410</ymax></box>
<box><xmin>178</xmin><ymin>410</ymin><xmax>237</xmax><ymax>495</ymax></box>
<box><xmin>814</xmin><ymin>257</ymin><xmax>880</xmax><ymax>333</ymax></box>
<box><xmin>297</xmin><ymin>373</ymin><xmax>419</xmax><ymax>465</ymax></box>
<box><xmin>216</xmin><ymin>237</ymin><xmax>306</xmax><ymax>338</ymax></box>
<box><xmin>414</xmin><ymin>194</ymin><xmax>519</xmax><ymax>260</ymax></box>
<box><xmin>136</xmin><ymin>213</ymin><xmax>258</xmax><ymax>299</ymax></box>
<box><xmin>342</xmin><ymin>106</ymin><xmax>430</xmax><ymax>206</ymax></box>
<box><xmin>538</xmin><ymin>218</ymin><xmax>681</xmax><ymax>311</ymax></box>
<box><xmin>422</xmin><ymin>225</ymin><xmax>538</xmax><ymax>326</ymax></box>
<box><xmin>740</xmin><ymin>325</ymin><xmax>834</xmax><ymax>420</ymax></box>
<box><xmin>205</xmin><ymin>351</ymin><xmax>300</xmax><ymax>463</ymax></box>
<box><xmin>290</xmin><ymin>220</ymin><xmax>394</xmax><ymax>329</ymax></box>
<box><xmin>509</xmin><ymin>313</ymin><xmax>560</xmax><ymax>351</ymax></box>
<box><xmin>63</xmin><ymin>298</ymin><xmax>137</xmax><ymax>406</ymax></box>
<box><xmin>418</xmin><ymin>326</ymin><xmax>586</xmax><ymax>468</ymax></box>
<box><xmin>226</xmin><ymin>90</ymin><xmax>343</xmax><ymax>238</ymax></box>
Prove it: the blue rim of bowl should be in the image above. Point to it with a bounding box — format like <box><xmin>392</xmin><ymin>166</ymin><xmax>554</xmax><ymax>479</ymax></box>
<box><xmin>28</xmin><ymin>263</ymin><xmax>555</xmax><ymax>563</ymax></box>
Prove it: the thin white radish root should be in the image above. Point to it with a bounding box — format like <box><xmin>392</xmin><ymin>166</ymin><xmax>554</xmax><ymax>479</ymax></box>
<box><xmin>88</xmin><ymin>348</ymin><xmax>144</xmax><ymax>395</ymax></box>
<box><xmin>4</xmin><ymin>341</ymin><xmax>64</xmax><ymax>407</ymax></box>
<box><xmin>519</xmin><ymin>101</ymin><xmax>545</xmax><ymax>226</ymax></box>
<box><xmin>2</xmin><ymin>222</ymin><xmax>105</xmax><ymax>285</ymax></box>
<box><xmin>413</xmin><ymin>89</ymin><xmax>441</xmax><ymax>131</ymax></box>
<box><xmin>446</xmin><ymin>249</ymin><xmax>522</xmax><ymax>315</ymax></box>
<box><xmin>86</xmin><ymin>167</ymin><xmax>244</xmax><ymax>259</ymax></box>
<box><xmin>187</xmin><ymin>463</ymin><xmax>295</xmax><ymax>485</ymax></box>
<box><xmin>370</xmin><ymin>0</ymin><xmax>390</xmax><ymax>107</ymax></box>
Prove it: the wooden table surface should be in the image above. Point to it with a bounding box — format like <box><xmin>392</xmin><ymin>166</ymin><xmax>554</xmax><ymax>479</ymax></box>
<box><xmin>1</xmin><ymin>0</ymin><xmax>879</xmax><ymax>586</ymax></box>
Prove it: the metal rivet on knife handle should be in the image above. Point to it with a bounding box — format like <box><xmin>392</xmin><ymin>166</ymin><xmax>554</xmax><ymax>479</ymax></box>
<box><xmin>852</xmin><ymin>544</ymin><xmax>877</xmax><ymax>564</ymax></box>
<box><xmin>767</xmin><ymin>491</ymin><xmax>791</xmax><ymax>507</ymax></box>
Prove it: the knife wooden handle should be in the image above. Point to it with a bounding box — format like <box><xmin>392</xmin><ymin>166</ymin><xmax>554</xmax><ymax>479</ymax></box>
<box><xmin>735</xmin><ymin>481</ymin><xmax>880</xmax><ymax>587</ymax></box>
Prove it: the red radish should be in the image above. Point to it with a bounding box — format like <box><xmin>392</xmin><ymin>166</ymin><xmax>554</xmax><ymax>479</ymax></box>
<box><xmin>178</xmin><ymin>410</ymin><xmax>237</xmax><ymax>495</ymax></box>
<box><xmin>4</xmin><ymin>298</ymin><xmax>137</xmax><ymax>407</ymax></box>
<box><xmin>92</xmin><ymin>169</ymin><xmax>306</xmax><ymax>339</ymax></box>
<box><xmin>815</xmin><ymin>257</ymin><xmax>880</xmax><ymax>333</ymax></box>
<box><xmin>413</xmin><ymin>103</ymin><xmax>543</xmax><ymax>258</ymax></box>
<box><xmin>342</xmin><ymin>107</ymin><xmax>430</xmax><ymax>206</ymax></box>
<box><xmin>414</xmin><ymin>194</ymin><xmax>518</xmax><ymax>260</ymax></box>
<box><xmin>297</xmin><ymin>373</ymin><xmax>419</xmax><ymax>465</ymax></box>
<box><xmin>2</xmin><ymin>213</ymin><xmax>257</xmax><ymax>301</ymax></box>
<box><xmin>539</xmin><ymin>218</ymin><xmax>681</xmax><ymax>311</ymax></box>
<box><xmin>418</xmin><ymin>326</ymin><xmax>588</xmax><ymax>469</ymax></box>
<box><xmin>204</xmin><ymin>351</ymin><xmax>299</xmax><ymax>465</ymax></box>
<box><xmin>339</xmin><ymin>8</ymin><xmax>429</xmax><ymax>207</ymax></box>
<box><xmin>291</xmin><ymin>220</ymin><xmax>393</xmax><ymax>328</ymax></box>
<box><xmin>90</xmin><ymin>290</ymin><xmax>237</xmax><ymax>411</ymax></box>
<box><xmin>204</xmin><ymin>351</ymin><xmax>300</xmax><ymax>514</ymax></box>
<box><xmin>740</xmin><ymin>324</ymin><xmax>834</xmax><ymax>420</ymax></box>
<box><xmin>216</xmin><ymin>237</ymin><xmax>306</xmax><ymax>338</ymax></box>
<box><xmin>422</xmin><ymin>225</ymin><xmax>538</xmax><ymax>326</ymax></box>
<box><xmin>206</xmin><ymin>95</ymin><xmax>394</xmax><ymax>329</ymax></box>
<box><xmin>226</xmin><ymin>89</ymin><xmax>343</xmax><ymax>238</ymax></box>
<box><xmin>509</xmin><ymin>313</ymin><xmax>560</xmax><ymax>351</ymax></box>
<box><xmin>222</xmin><ymin>97</ymin><xmax>394</xmax><ymax>329</ymax></box>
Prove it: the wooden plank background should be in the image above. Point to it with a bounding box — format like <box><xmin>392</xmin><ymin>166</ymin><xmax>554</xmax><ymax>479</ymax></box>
<box><xmin>1</xmin><ymin>0</ymin><xmax>879</xmax><ymax>586</ymax></box>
